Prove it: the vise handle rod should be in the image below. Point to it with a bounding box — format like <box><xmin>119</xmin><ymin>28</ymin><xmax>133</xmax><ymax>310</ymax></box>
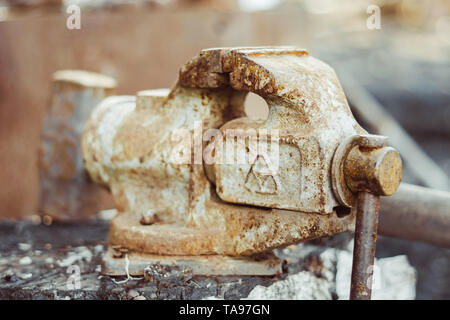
<box><xmin>341</xmin><ymin>140</ymin><xmax>402</xmax><ymax>300</ymax></box>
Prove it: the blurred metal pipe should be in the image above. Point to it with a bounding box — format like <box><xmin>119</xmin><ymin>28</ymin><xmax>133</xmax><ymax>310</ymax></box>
<box><xmin>379</xmin><ymin>183</ymin><xmax>450</xmax><ymax>248</ymax></box>
<box><xmin>339</xmin><ymin>73</ymin><xmax>450</xmax><ymax>191</ymax></box>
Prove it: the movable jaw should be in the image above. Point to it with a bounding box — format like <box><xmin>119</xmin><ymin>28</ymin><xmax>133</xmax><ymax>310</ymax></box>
<box><xmin>183</xmin><ymin>47</ymin><xmax>367</xmax><ymax>214</ymax></box>
<box><xmin>81</xmin><ymin>47</ymin><xmax>401</xmax><ymax>277</ymax></box>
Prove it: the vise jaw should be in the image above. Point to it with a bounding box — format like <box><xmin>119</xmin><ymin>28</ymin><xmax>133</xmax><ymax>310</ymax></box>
<box><xmin>81</xmin><ymin>47</ymin><xmax>401</xmax><ymax>277</ymax></box>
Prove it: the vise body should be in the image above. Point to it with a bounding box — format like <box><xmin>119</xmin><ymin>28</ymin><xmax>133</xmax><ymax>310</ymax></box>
<box><xmin>81</xmin><ymin>47</ymin><xmax>401</xmax><ymax>297</ymax></box>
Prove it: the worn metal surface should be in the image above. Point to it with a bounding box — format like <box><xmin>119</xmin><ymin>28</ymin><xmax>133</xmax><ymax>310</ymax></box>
<box><xmin>331</xmin><ymin>134</ymin><xmax>402</xmax><ymax>207</ymax></box>
<box><xmin>332</xmin><ymin>135</ymin><xmax>386</xmax><ymax>207</ymax></box>
<box><xmin>350</xmin><ymin>192</ymin><xmax>380</xmax><ymax>300</ymax></box>
<box><xmin>38</xmin><ymin>70</ymin><xmax>116</xmax><ymax>220</ymax></box>
<box><xmin>344</xmin><ymin>146</ymin><xmax>402</xmax><ymax>197</ymax></box>
<box><xmin>186</xmin><ymin>47</ymin><xmax>366</xmax><ymax>214</ymax></box>
<box><xmin>102</xmin><ymin>248</ymin><xmax>282</xmax><ymax>277</ymax></box>
<box><xmin>82</xmin><ymin>47</ymin><xmax>363</xmax><ymax>262</ymax></box>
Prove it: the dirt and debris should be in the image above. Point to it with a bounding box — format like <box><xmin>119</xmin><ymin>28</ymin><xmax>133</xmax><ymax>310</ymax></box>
<box><xmin>19</xmin><ymin>257</ymin><xmax>32</xmax><ymax>266</ymax></box>
<box><xmin>144</xmin><ymin>264</ymin><xmax>193</xmax><ymax>286</ymax></box>
<box><xmin>245</xmin><ymin>271</ymin><xmax>333</xmax><ymax>300</ymax></box>
<box><xmin>56</xmin><ymin>246</ymin><xmax>93</xmax><ymax>267</ymax></box>
<box><xmin>18</xmin><ymin>243</ymin><xmax>31</xmax><ymax>252</ymax></box>
<box><xmin>335</xmin><ymin>241</ymin><xmax>416</xmax><ymax>300</ymax></box>
<box><xmin>0</xmin><ymin>219</ymin><xmax>446</xmax><ymax>299</ymax></box>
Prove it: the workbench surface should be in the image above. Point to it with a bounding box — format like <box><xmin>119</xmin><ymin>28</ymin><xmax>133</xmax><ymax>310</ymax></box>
<box><xmin>0</xmin><ymin>219</ymin><xmax>315</xmax><ymax>300</ymax></box>
<box><xmin>0</xmin><ymin>219</ymin><xmax>449</xmax><ymax>299</ymax></box>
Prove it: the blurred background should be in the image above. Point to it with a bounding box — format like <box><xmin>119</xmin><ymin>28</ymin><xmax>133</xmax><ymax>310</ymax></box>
<box><xmin>0</xmin><ymin>0</ymin><xmax>449</xmax><ymax>298</ymax></box>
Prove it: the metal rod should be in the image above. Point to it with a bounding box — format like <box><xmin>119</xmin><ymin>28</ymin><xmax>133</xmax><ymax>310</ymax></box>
<box><xmin>379</xmin><ymin>183</ymin><xmax>450</xmax><ymax>248</ymax></box>
<box><xmin>350</xmin><ymin>192</ymin><xmax>380</xmax><ymax>300</ymax></box>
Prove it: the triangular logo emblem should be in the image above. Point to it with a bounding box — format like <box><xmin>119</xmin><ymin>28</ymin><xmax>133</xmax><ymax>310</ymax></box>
<box><xmin>245</xmin><ymin>155</ymin><xmax>278</xmax><ymax>194</ymax></box>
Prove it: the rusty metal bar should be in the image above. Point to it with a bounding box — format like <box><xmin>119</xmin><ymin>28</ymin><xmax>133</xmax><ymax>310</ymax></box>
<box><xmin>379</xmin><ymin>183</ymin><xmax>450</xmax><ymax>248</ymax></box>
<box><xmin>350</xmin><ymin>192</ymin><xmax>380</xmax><ymax>300</ymax></box>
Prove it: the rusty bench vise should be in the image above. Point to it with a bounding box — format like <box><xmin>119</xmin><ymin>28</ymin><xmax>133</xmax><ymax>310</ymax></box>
<box><xmin>81</xmin><ymin>47</ymin><xmax>402</xmax><ymax>299</ymax></box>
